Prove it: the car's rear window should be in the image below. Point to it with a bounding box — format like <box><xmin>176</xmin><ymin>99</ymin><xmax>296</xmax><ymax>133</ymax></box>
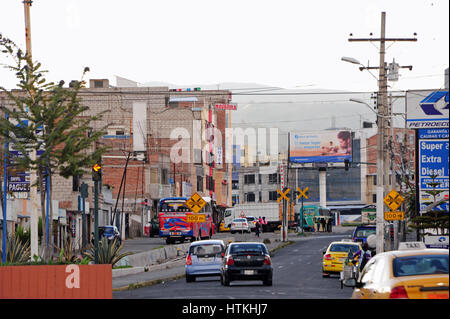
<box><xmin>330</xmin><ymin>244</ymin><xmax>360</xmax><ymax>254</ymax></box>
<box><xmin>190</xmin><ymin>244</ymin><xmax>224</xmax><ymax>256</ymax></box>
<box><xmin>355</xmin><ymin>228</ymin><xmax>376</xmax><ymax>238</ymax></box>
<box><xmin>229</xmin><ymin>244</ymin><xmax>268</xmax><ymax>255</ymax></box>
<box><xmin>393</xmin><ymin>254</ymin><xmax>449</xmax><ymax>277</ymax></box>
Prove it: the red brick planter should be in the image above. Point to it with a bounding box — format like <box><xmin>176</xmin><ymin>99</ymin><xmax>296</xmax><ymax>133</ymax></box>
<box><xmin>0</xmin><ymin>264</ymin><xmax>112</xmax><ymax>299</ymax></box>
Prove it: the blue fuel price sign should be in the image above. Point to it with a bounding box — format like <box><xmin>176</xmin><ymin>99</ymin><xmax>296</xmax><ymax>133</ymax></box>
<box><xmin>419</xmin><ymin>139</ymin><xmax>449</xmax><ymax>190</ymax></box>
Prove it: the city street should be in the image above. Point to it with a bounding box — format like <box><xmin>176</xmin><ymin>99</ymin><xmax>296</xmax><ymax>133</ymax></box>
<box><xmin>114</xmin><ymin>232</ymin><xmax>354</xmax><ymax>299</ymax></box>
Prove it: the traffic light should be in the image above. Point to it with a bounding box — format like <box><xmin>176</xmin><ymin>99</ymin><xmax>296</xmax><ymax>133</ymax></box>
<box><xmin>344</xmin><ymin>159</ymin><xmax>350</xmax><ymax>171</ymax></box>
<box><xmin>92</xmin><ymin>162</ymin><xmax>102</xmax><ymax>181</ymax></box>
<box><xmin>80</xmin><ymin>182</ymin><xmax>89</xmax><ymax>198</ymax></box>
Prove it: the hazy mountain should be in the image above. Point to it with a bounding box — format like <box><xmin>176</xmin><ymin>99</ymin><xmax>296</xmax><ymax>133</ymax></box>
<box><xmin>130</xmin><ymin>79</ymin><xmax>405</xmax><ymax>151</ymax></box>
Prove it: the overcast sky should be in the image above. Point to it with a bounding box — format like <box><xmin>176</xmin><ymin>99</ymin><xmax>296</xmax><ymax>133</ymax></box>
<box><xmin>0</xmin><ymin>0</ymin><xmax>448</xmax><ymax>92</ymax></box>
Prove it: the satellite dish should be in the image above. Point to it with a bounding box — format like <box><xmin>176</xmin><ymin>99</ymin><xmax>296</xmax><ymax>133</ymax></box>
<box><xmin>367</xmin><ymin>234</ymin><xmax>377</xmax><ymax>249</ymax></box>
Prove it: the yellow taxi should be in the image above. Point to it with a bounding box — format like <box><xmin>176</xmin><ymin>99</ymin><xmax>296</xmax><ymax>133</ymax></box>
<box><xmin>322</xmin><ymin>240</ymin><xmax>362</xmax><ymax>277</ymax></box>
<box><xmin>346</xmin><ymin>242</ymin><xmax>449</xmax><ymax>299</ymax></box>
<box><xmin>219</xmin><ymin>220</ymin><xmax>230</xmax><ymax>232</ymax></box>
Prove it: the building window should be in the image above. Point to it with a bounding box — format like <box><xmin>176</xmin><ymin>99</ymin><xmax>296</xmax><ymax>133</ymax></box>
<box><xmin>372</xmin><ymin>194</ymin><xmax>376</xmax><ymax>203</ymax></box>
<box><xmin>161</xmin><ymin>169</ymin><xmax>168</xmax><ymax>184</ymax></box>
<box><xmin>259</xmin><ymin>191</ymin><xmax>262</xmax><ymax>202</ymax></box>
<box><xmin>269</xmin><ymin>191</ymin><xmax>278</xmax><ymax>201</ymax></box>
<box><xmin>244</xmin><ymin>174</ymin><xmax>255</xmax><ymax>185</ymax></box>
<box><xmin>373</xmin><ymin>176</ymin><xmax>377</xmax><ymax>186</ymax></box>
<box><xmin>197</xmin><ymin>176</ymin><xmax>203</xmax><ymax>192</ymax></box>
<box><xmin>245</xmin><ymin>192</ymin><xmax>255</xmax><ymax>202</ymax></box>
<box><xmin>232</xmin><ymin>180</ymin><xmax>239</xmax><ymax>190</ymax></box>
<box><xmin>268</xmin><ymin>173</ymin><xmax>278</xmax><ymax>184</ymax></box>
<box><xmin>258</xmin><ymin>174</ymin><xmax>262</xmax><ymax>184</ymax></box>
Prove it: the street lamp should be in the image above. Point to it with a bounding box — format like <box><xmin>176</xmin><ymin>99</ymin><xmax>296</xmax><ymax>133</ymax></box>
<box><xmin>349</xmin><ymin>98</ymin><xmax>391</xmax><ymax>118</ymax></box>
<box><xmin>341</xmin><ymin>56</ymin><xmax>361</xmax><ymax>65</ymax></box>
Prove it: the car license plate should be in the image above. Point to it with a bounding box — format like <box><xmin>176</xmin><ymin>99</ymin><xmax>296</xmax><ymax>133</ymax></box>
<box><xmin>202</xmin><ymin>257</ymin><xmax>213</xmax><ymax>262</ymax></box>
<box><xmin>339</xmin><ymin>258</ymin><xmax>345</xmax><ymax>262</ymax></box>
<box><xmin>170</xmin><ymin>232</ymin><xmax>181</xmax><ymax>236</ymax></box>
<box><xmin>244</xmin><ymin>270</ymin><xmax>255</xmax><ymax>275</ymax></box>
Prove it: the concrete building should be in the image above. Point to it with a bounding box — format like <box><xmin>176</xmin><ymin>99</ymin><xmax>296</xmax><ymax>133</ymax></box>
<box><xmin>1</xmin><ymin>80</ymin><xmax>233</xmax><ymax>247</ymax></box>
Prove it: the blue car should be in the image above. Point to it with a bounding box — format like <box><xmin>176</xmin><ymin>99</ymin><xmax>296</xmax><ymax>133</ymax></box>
<box><xmin>185</xmin><ymin>240</ymin><xmax>226</xmax><ymax>282</ymax></box>
<box><xmin>352</xmin><ymin>225</ymin><xmax>376</xmax><ymax>243</ymax></box>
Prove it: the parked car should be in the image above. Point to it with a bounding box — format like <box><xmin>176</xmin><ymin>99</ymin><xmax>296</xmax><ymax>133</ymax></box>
<box><xmin>352</xmin><ymin>225</ymin><xmax>376</xmax><ymax>243</ymax></box>
<box><xmin>220</xmin><ymin>242</ymin><xmax>273</xmax><ymax>286</ymax></box>
<box><xmin>245</xmin><ymin>216</ymin><xmax>258</xmax><ymax>231</ymax></box>
<box><xmin>185</xmin><ymin>240</ymin><xmax>226</xmax><ymax>282</ymax></box>
<box><xmin>345</xmin><ymin>242</ymin><xmax>449</xmax><ymax>299</ymax></box>
<box><xmin>92</xmin><ymin>225</ymin><xmax>121</xmax><ymax>245</ymax></box>
<box><xmin>230</xmin><ymin>218</ymin><xmax>251</xmax><ymax>234</ymax></box>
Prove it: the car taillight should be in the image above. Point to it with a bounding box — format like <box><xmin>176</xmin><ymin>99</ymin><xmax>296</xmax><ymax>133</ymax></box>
<box><xmin>186</xmin><ymin>254</ymin><xmax>192</xmax><ymax>265</ymax></box>
<box><xmin>226</xmin><ymin>256</ymin><xmax>235</xmax><ymax>266</ymax></box>
<box><xmin>243</xmin><ymin>223</ymin><xmax>247</xmax><ymax>226</ymax></box>
<box><xmin>324</xmin><ymin>254</ymin><xmax>332</xmax><ymax>261</ymax></box>
<box><xmin>389</xmin><ymin>286</ymin><xmax>409</xmax><ymax>299</ymax></box>
<box><xmin>264</xmin><ymin>255</ymin><xmax>271</xmax><ymax>265</ymax></box>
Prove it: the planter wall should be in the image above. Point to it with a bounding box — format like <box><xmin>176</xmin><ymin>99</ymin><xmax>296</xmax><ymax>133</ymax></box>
<box><xmin>0</xmin><ymin>264</ymin><xmax>112</xmax><ymax>299</ymax></box>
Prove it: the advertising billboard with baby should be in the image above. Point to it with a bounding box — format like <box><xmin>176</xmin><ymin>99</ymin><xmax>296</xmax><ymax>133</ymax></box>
<box><xmin>289</xmin><ymin>130</ymin><xmax>352</xmax><ymax>163</ymax></box>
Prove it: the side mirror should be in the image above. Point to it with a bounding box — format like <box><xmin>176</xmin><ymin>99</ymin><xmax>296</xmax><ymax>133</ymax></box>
<box><xmin>322</xmin><ymin>251</ymin><xmax>326</xmax><ymax>255</ymax></box>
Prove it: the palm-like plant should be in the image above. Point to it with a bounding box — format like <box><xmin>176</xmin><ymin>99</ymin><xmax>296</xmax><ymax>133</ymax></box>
<box><xmin>0</xmin><ymin>234</ymin><xmax>31</xmax><ymax>264</ymax></box>
<box><xmin>54</xmin><ymin>236</ymin><xmax>79</xmax><ymax>264</ymax></box>
<box><xmin>83</xmin><ymin>238</ymin><xmax>132</xmax><ymax>266</ymax></box>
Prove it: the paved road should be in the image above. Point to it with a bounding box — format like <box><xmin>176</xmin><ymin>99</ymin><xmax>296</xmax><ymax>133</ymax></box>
<box><xmin>114</xmin><ymin>232</ymin><xmax>354</xmax><ymax>299</ymax></box>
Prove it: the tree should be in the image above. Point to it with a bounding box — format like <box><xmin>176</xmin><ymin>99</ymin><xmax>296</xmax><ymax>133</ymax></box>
<box><xmin>0</xmin><ymin>33</ymin><xmax>109</xmax><ymax>260</ymax></box>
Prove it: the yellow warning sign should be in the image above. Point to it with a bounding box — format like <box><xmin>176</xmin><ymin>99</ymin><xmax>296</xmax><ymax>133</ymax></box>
<box><xmin>384</xmin><ymin>189</ymin><xmax>404</xmax><ymax>211</ymax></box>
<box><xmin>185</xmin><ymin>192</ymin><xmax>206</xmax><ymax>214</ymax></box>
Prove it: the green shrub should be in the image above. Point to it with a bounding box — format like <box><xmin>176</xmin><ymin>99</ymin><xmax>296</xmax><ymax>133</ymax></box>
<box><xmin>83</xmin><ymin>238</ymin><xmax>133</xmax><ymax>266</ymax></box>
<box><xmin>0</xmin><ymin>234</ymin><xmax>31</xmax><ymax>264</ymax></box>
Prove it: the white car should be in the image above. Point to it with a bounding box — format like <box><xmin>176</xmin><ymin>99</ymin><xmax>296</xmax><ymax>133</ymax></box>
<box><xmin>230</xmin><ymin>218</ymin><xmax>251</xmax><ymax>234</ymax></box>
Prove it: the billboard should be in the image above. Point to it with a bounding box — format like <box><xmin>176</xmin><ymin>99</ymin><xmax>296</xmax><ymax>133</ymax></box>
<box><xmin>417</xmin><ymin>128</ymin><xmax>449</xmax><ymax>212</ymax></box>
<box><xmin>406</xmin><ymin>90</ymin><xmax>449</xmax><ymax>129</ymax></box>
<box><xmin>289</xmin><ymin>130</ymin><xmax>352</xmax><ymax>163</ymax></box>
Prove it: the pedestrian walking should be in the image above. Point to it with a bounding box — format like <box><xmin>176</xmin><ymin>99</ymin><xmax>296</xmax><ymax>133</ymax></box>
<box><xmin>315</xmin><ymin>217</ymin><xmax>320</xmax><ymax>232</ymax></box>
<box><xmin>255</xmin><ymin>220</ymin><xmax>261</xmax><ymax>237</ymax></box>
<box><xmin>320</xmin><ymin>217</ymin><xmax>326</xmax><ymax>233</ymax></box>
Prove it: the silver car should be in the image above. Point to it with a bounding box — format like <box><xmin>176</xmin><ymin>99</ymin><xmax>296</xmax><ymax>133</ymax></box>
<box><xmin>185</xmin><ymin>240</ymin><xmax>226</xmax><ymax>282</ymax></box>
<box><xmin>230</xmin><ymin>218</ymin><xmax>251</xmax><ymax>234</ymax></box>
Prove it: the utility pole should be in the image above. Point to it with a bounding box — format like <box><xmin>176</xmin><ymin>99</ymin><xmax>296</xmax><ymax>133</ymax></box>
<box><xmin>23</xmin><ymin>0</ymin><xmax>40</xmax><ymax>260</ymax></box>
<box><xmin>348</xmin><ymin>11</ymin><xmax>416</xmax><ymax>254</ymax></box>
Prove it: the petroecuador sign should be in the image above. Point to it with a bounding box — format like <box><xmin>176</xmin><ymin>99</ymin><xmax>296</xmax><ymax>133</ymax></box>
<box><xmin>406</xmin><ymin>90</ymin><xmax>449</xmax><ymax>129</ymax></box>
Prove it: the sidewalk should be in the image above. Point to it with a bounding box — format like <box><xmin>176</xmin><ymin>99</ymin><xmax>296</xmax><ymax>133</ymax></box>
<box><xmin>112</xmin><ymin>226</ymin><xmax>352</xmax><ymax>291</ymax></box>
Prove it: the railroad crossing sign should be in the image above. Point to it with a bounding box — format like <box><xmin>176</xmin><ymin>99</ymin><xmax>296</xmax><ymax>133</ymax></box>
<box><xmin>384</xmin><ymin>211</ymin><xmax>405</xmax><ymax>221</ymax></box>
<box><xmin>383</xmin><ymin>189</ymin><xmax>405</xmax><ymax>211</ymax></box>
<box><xmin>297</xmin><ymin>187</ymin><xmax>309</xmax><ymax>200</ymax></box>
<box><xmin>277</xmin><ymin>188</ymin><xmax>290</xmax><ymax>202</ymax></box>
<box><xmin>185</xmin><ymin>192</ymin><xmax>206</xmax><ymax>213</ymax></box>
<box><xmin>186</xmin><ymin>214</ymin><xmax>206</xmax><ymax>223</ymax></box>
